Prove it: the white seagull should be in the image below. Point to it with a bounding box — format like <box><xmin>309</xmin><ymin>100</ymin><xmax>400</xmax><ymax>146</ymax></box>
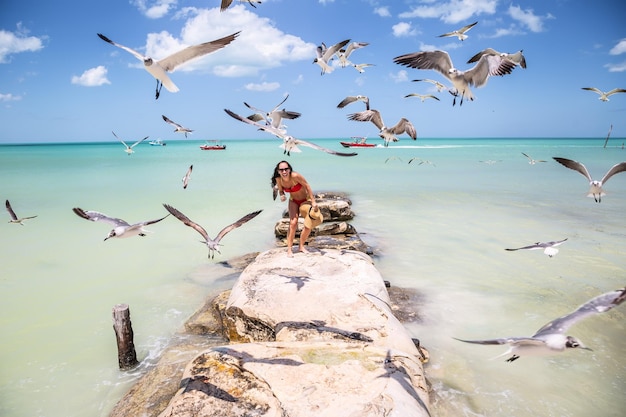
<box><xmin>112</xmin><ymin>131</ymin><xmax>148</xmax><ymax>155</ymax></box>
<box><xmin>454</xmin><ymin>286</ymin><xmax>626</xmax><ymax>362</ymax></box>
<box><xmin>412</xmin><ymin>78</ymin><xmax>447</xmax><ymax>92</ymax></box>
<box><xmin>352</xmin><ymin>63</ymin><xmax>375</xmax><ymax>74</ymax></box>
<box><xmin>6</xmin><ymin>199</ymin><xmax>37</xmax><ymax>225</ymax></box>
<box><xmin>224</xmin><ymin>109</ymin><xmax>357</xmax><ymax>157</ymax></box>
<box><xmin>467</xmin><ymin>48</ymin><xmax>527</xmax><ymax>69</ymax></box>
<box><xmin>337</xmin><ymin>95</ymin><xmax>370</xmax><ymax>110</ymax></box>
<box><xmin>505</xmin><ymin>238</ymin><xmax>568</xmax><ymax>258</ymax></box>
<box><xmin>72</xmin><ymin>207</ymin><xmax>169</xmax><ymax>241</ymax></box>
<box><xmin>162</xmin><ymin>115</ymin><xmax>193</xmax><ymax>138</ymax></box>
<box><xmin>244</xmin><ymin>94</ymin><xmax>301</xmax><ymax>131</ymax></box>
<box><xmin>163</xmin><ymin>203</ymin><xmax>262</xmax><ymax>259</ymax></box>
<box><xmin>97</xmin><ymin>32</ymin><xmax>240</xmax><ymax>99</ymax></box>
<box><xmin>220</xmin><ymin>0</ymin><xmax>261</xmax><ymax>11</ymax></box>
<box><xmin>346</xmin><ymin>109</ymin><xmax>417</xmax><ymax>147</ymax></box>
<box><xmin>404</xmin><ymin>93</ymin><xmax>440</xmax><ymax>102</ymax></box>
<box><xmin>182</xmin><ymin>165</ymin><xmax>193</xmax><ymax>189</ymax></box>
<box><xmin>553</xmin><ymin>157</ymin><xmax>626</xmax><ymax>203</ymax></box>
<box><xmin>521</xmin><ymin>152</ymin><xmax>547</xmax><ymax>164</ymax></box>
<box><xmin>394</xmin><ymin>50</ymin><xmax>517</xmax><ymax>105</ymax></box>
<box><xmin>335</xmin><ymin>41</ymin><xmax>369</xmax><ymax>67</ymax></box>
<box><xmin>437</xmin><ymin>21</ymin><xmax>478</xmax><ymax>41</ymax></box>
<box><xmin>581</xmin><ymin>87</ymin><xmax>626</xmax><ymax>102</ymax></box>
<box><xmin>313</xmin><ymin>39</ymin><xmax>350</xmax><ymax>75</ymax></box>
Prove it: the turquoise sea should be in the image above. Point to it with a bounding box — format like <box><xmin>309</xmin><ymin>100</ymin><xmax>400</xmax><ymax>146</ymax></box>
<box><xmin>1</xmin><ymin>137</ymin><xmax>625</xmax><ymax>417</ymax></box>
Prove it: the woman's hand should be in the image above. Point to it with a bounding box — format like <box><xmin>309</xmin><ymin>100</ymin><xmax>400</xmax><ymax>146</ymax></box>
<box><xmin>280</xmin><ymin>195</ymin><xmax>286</xmax><ymax>202</ymax></box>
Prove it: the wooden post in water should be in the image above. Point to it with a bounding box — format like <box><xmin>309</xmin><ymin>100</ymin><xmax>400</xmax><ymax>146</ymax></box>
<box><xmin>112</xmin><ymin>303</ymin><xmax>139</xmax><ymax>370</ymax></box>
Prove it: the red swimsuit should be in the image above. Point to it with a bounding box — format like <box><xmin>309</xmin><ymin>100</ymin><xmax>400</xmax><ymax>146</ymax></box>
<box><xmin>282</xmin><ymin>182</ymin><xmax>307</xmax><ymax>205</ymax></box>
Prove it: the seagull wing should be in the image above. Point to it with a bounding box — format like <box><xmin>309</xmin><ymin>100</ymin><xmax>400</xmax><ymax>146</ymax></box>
<box><xmin>130</xmin><ymin>136</ymin><xmax>149</xmax><ymax>148</ymax></box>
<box><xmin>553</xmin><ymin>157</ymin><xmax>592</xmax><ymax>181</ymax></box>
<box><xmin>225</xmin><ymin>108</ymin><xmax>286</xmax><ymax>139</ymax></box>
<box><xmin>111</xmin><ymin>131</ymin><xmax>130</xmax><ymax>149</ymax></box>
<box><xmin>458</xmin><ymin>21</ymin><xmax>478</xmax><ymax>33</ymax></box>
<box><xmin>600</xmin><ymin>161</ymin><xmax>626</xmax><ymax>184</ymax></box>
<box><xmin>182</xmin><ymin>165</ymin><xmax>193</xmax><ymax>189</ymax></box>
<box><xmin>213</xmin><ymin>209</ymin><xmax>263</xmax><ymax>243</ymax></box>
<box><xmin>133</xmin><ymin>213</ymin><xmax>170</xmax><ymax>227</ymax></box>
<box><xmin>394</xmin><ymin>50</ymin><xmax>454</xmax><ymax>81</ymax></box>
<box><xmin>453</xmin><ymin>337</ymin><xmax>538</xmax><ymax>346</ymax></box>
<box><xmin>5</xmin><ymin>200</ymin><xmax>18</xmax><ymax>221</ymax></box>
<box><xmin>97</xmin><ymin>34</ymin><xmax>145</xmax><ymax>61</ymax></box>
<box><xmin>322</xmin><ymin>39</ymin><xmax>351</xmax><ymax>61</ymax></box>
<box><xmin>162</xmin><ymin>204</ymin><xmax>209</xmax><ymax>241</ymax></box>
<box><xmin>347</xmin><ymin>109</ymin><xmax>384</xmax><ymax>130</ymax></box>
<box><xmin>505</xmin><ymin>244</ymin><xmax>543</xmax><ymax>251</ymax></box>
<box><xmin>581</xmin><ymin>87</ymin><xmax>603</xmax><ymax>96</ymax></box>
<box><xmin>533</xmin><ymin>287</ymin><xmax>626</xmax><ymax>337</ymax></box>
<box><xmin>466</xmin><ymin>54</ymin><xmax>516</xmax><ymax>88</ymax></box>
<box><xmin>162</xmin><ymin>115</ymin><xmax>183</xmax><ymax>129</ymax></box>
<box><xmin>72</xmin><ymin>208</ymin><xmax>129</xmax><ymax>227</ymax></box>
<box><xmin>466</xmin><ymin>48</ymin><xmax>499</xmax><ymax>64</ymax></box>
<box><xmin>389</xmin><ymin>118</ymin><xmax>417</xmax><ymax>139</ymax></box>
<box><xmin>158</xmin><ymin>32</ymin><xmax>240</xmax><ymax>72</ymax></box>
<box><xmin>271</xmin><ymin>94</ymin><xmax>290</xmax><ymax>112</ymax></box>
<box><xmin>337</xmin><ymin>96</ymin><xmax>360</xmax><ymax>108</ymax></box>
<box><xmin>220</xmin><ymin>0</ymin><xmax>234</xmax><ymax>11</ymax></box>
<box><xmin>292</xmin><ymin>138</ymin><xmax>358</xmax><ymax>157</ymax></box>
<box><xmin>605</xmin><ymin>88</ymin><xmax>626</xmax><ymax>97</ymax></box>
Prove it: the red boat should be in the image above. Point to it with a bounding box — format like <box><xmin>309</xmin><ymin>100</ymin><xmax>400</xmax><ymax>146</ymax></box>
<box><xmin>340</xmin><ymin>136</ymin><xmax>376</xmax><ymax>148</ymax></box>
<box><xmin>200</xmin><ymin>141</ymin><xmax>226</xmax><ymax>150</ymax></box>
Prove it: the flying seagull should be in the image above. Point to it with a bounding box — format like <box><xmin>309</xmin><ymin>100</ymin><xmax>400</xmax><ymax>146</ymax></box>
<box><xmin>112</xmin><ymin>131</ymin><xmax>148</xmax><ymax>155</ymax></box>
<box><xmin>437</xmin><ymin>21</ymin><xmax>478</xmax><ymax>41</ymax></box>
<box><xmin>334</xmin><ymin>41</ymin><xmax>369</xmax><ymax>67</ymax></box>
<box><xmin>244</xmin><ymin>94</ymin><xmax>301</xmax><ymax>131</ymax></box>
<box><xmin>394</xmin><ymin>50</ymin><xmax>517</xmax><ymax>105</ymax></box>
<box><xmin>162</xmin><ymin>115</ymin><xmax>193</xmax><ymax>138</ymax></box>
<box><xmin>182</xmin><ymin>165</ymin><xmax>193</xmax><ymax>189</ymax></box>
<box><xmin>6</xmin><ymin>199</ymin><xmax>37</xmax><ymax>225</ymax></box>
<box><xmin>404</xmin><ymin>93</ymin><xmax>440</xmax><ymax>102</ymax></box>
<box><xmin>163</xmin><ymin>203</ymin><xmax>262</xmax><ymax>258</ymax></box>
<box><xmin>313</xmin><ymin>39</ymin><xmax>351</xmax><ymax>75</ymax></box>
<box><xmin>220</xmin><ymin>0</ymin><xmax>261</xmax><ymax>11</ymax></box>
<box><xmin>467</xmin><ymin>48</ymin><xmax>527</xmax><ymax>69</ymax></box>
<box><xmin>581</xmin><ymin>87</ymin><xmax>626</xmax><ymax>102</ymax></box>
<box><xmin>352</xmin><ymin>63</ymin><xmax>375</xmax><ymax>73</ymax></box>
<box><xmin>521</xmin><ymin>152</ymin><xmax>547</xmax><ymax>164</ymax></box>
<box><xmin>346</xmin><ymin>109</ymin><xmax>416</xmax><ymax>147</ymax></box>
<box><xmin>412</xmin><ymin>78</ymin><xmax>447</xmax><ymax>92</ymax></box>
<box><xmin>553</xmin><ymin>157</ymin><xmax>626</xmax><ymax>202</ymax></box>
<box><xmin>408</xmin><ymin>158</ymin><xmax>436</xmax><ymax>167</ymax></box>
<box><xmin>505</xmin><ymin>238</ymin><xmax>568</xmax><ymax>257</ymax></box>
<box><xmin>224</xmin><ymin>108</ymin><xmax>357</xmax><ymax>157</ymax></box>
<box><xmin>97</xmin><ymin>31</ymin><xmax>240</xmax><ymax>99</ymax></box>
<box><xmin>604</xmin><ymin>124</ymin><xmax>613</xmax><ymax>149</ymax></box>
<box><xmin>72</xmin><ymin>207</ymin><xmax>169</xmax><ymax>241</ymax></box>
<box><xmin>337</xmin><ymin>95</ymin><xmax>370</xmax><ymax>110</ymax></box>
<box><xmin>454</xmin><ymin>286</ymin><xmax>626</xmax><ymax>362</ymax></box>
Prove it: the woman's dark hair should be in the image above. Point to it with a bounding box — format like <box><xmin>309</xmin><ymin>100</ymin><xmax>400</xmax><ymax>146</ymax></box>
<box><xmin>271</xmin><ymin>160</ymin><xmax>293</xmax><ymax>187</ymax></box>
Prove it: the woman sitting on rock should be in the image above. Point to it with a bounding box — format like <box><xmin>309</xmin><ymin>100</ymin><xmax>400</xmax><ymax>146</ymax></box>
<box><xmin>271</xmin><ymin>160</ymin><xmax>322</xmax><ymax>256</ymax></box>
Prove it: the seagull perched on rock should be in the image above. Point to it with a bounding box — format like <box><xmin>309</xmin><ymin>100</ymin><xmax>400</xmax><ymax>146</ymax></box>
<box><xmin>394</xmin><ymin>50</ymin><xmax>517</xmax><ymax>106</ymax></box>
<box><xmin>244</xmin><ymin>94</ymin><xmax>301</xmax><ymax>131</ymax></box>
<box><xmin>6</xmin><ymin>199</ymin><xmax>37</xmax><ymax>225</ymax></box>
<box><xmin>467</xmin><ymin>48</ymin><xmax>527</xmax><ymax>69</ymax></box>
<box><xmin>97</xmin><ymin>32</ymin><xmax>240</xmax><ymax>99</ymax></box>
<box><xmin>581</xmin><ymin>87</ymin><xmax>626</xmax><ymax>102</ymax></box>
<box><xmin>112</xmin><ymin>132</ymin><xmax>148</xmax><ymax>155</ymax></box>
<box><xmin>505</xmin><ymin>238</ymin><xmax>568</xmax><ymax>258</ymax></box>
<box><xmin>313</xmin><ymin>39</ymin><xmax>350</xmax><ymax>75</ymax></box>
<box><xmin>454</xmin><ymin>286</ymin><xmax>626</xmax><ymax>362</ymax></box>
<box><xmin>553</xmin><ymin>157</ymin><xmax>626</xmax><ymax>202</ymax></box>
<box><xmin>437</xmin><ymin>21</ymin><xmax>478</xmax><ymax>41</ymax></box>
<box><xmin>346</xmin><ymin>109</ymin><xmax>416</xmax><ymax>147</ymax></box>
<box><xmin>163</xmin><ymin>203</ymin><xmax>262</xmax><ymax>258</ymax></box>
<box><xmin>337</xmin><ymin>95</ymin><xmax>370</xmax><ymax>110</ymax></box>
<box><xmin>72</xmin><ymin>207</ymin><xmax>169</xmax><ymax>240</ymax></box>
<box><xmin>162</xmin><ymin>115</ymin><xmax>193</xmax><ymax>138</ymax></box>
<box><xmin>224</xmin><ymin>109</ymin><xmax>357</xmax><ymax>157</ymax></box>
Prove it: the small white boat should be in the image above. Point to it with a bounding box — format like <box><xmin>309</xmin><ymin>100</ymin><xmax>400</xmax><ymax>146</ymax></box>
<box><xmin>149</xmin><ymin>139</ymin><xmax>166</xmax><ymax>146</ymax></box>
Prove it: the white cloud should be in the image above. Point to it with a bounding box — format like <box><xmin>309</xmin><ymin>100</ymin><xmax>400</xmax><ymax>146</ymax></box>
<box><xmin>132</xmin><ymin>0</ymin><xmax>177</xmax><ymax>19</ymax></box>
<box><xmin>392</xmin><ymin>22</ymin><xmax>417</xmax><ymax>37</ymax></box>
<box><xmin>374</xmin><ymin>7</ymin><xmax>391</xmax><ymax>17</ymax></box>
<box><xmin>244</xmin><ymin>81</ymin><xmax>280</xmax><ymax>92</ymax></box>
<box><xmin>609</xmin><ymin>39</ymin><xmax>626</xmax><ymax>55</ymax></box>
<box><xmin>144</xmin><ymin>6</ymin><xmax>316</xmax><ymax>77</ymax></box>
<box><xmin>0</xmin><ymin>24</ymin><xmax>44</xmax><ymax>64</ymax></box>
<box><xmin>390</xmin><ymin>70</ymin><xmax>408</xmax><ymax>83</ymax></box>
<box><xmin>508</xmin><ymin>5</ymin><xmax>551</xmax><ymax>33</ymax></box>
<box><xmin>319</xmin><ymin>0</ymin><xmax>335</xmax><ymax>4</ymax></box>
<box><xmin>399</xmin><ymin>0</ymin><xmax>496</xmax><ymax>24</ymax></box>
<box><xmin>71</xmin><ymin>66</ymin><xmax>111</xmax><ymax>86</ymax></box>
<box><xmin>0</xmin><ymin>92</ymin><xmax>22</xmax><ymax>102</ymax></box>
<box><xmin>605</xmin><ymin>61</ymin><xmax>626</xmax><ymax>72</ymax></box>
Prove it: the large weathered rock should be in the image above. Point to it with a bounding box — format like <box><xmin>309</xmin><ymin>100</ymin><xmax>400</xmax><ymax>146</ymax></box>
<box><xmin>158</xmin><ymin>249</ymin><xmax>430</xmax><ymax>417</ymax></box>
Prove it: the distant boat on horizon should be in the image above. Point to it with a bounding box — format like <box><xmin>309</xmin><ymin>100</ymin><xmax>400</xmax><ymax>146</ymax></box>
<box><xmin>200</xmin><ymin>140</ymin><xmax>226</xmax><ymax>150</ymax></box>
<box><xmin>149</xmin><ymin>139</ymin><xmax>166</xmax><ymax>146</ymax></box>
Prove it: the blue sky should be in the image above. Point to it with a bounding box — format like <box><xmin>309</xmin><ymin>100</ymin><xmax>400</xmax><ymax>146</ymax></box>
<box><xmin>1</xmin><ymin>0</ymin><xmax>625</xmax><ymax>143</ymax></box>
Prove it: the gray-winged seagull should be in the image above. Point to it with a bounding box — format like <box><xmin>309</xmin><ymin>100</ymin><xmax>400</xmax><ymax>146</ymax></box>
<box><xmin>244</xmin><ymin>94</ymin><xmax>301</xmax><ymax>131</ymax></box>
<box><xmin>112</xmin><ymin>131</ymin><xmax>148</xmax><ymax>155</ymax></box>
<box><xmin>346</xmin><ymin>109</ymin><xmax>416</xmax><ymax>147</ymax></box>
<box><xmin>162</xmin><ymin>115</ymin><xmax>193</xmax><ymax>138</ymax></box>
<box><xmin>553</xmin><ymin>157</ymin><xmax>626</xmax><ymax>202</ymax></box>
<box><xmin>73</xmin><ymin>207</ymin><xmax>169</xmax><ymax>240</ymax></box>
<box><xmin>437</xmin><ymin>21</ymin><xmax>477</xmax><ymax>41</ymax></box>
<box><xmin>505</xmin><ymin>238</ymin><xmax>568</xmax><ymax>257</ymax></box>
<box><xmin>468</xmin><ymin>48</ymin><xmax>527</xmax><ymax>69</ymax></box>
<box><xmin>6</xmin><ymin>199</ymin><xmax>37</xmax><ymax>225</ymax></box>
<box><xmin>581</xmin><ymin>87</ymin><xmax>626</xmax><ymax>102</ymax></box>
<box><xmin>313</xmin><ymin>39</ymin><xmax>350</xmax><ymax>75</ymax></box>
